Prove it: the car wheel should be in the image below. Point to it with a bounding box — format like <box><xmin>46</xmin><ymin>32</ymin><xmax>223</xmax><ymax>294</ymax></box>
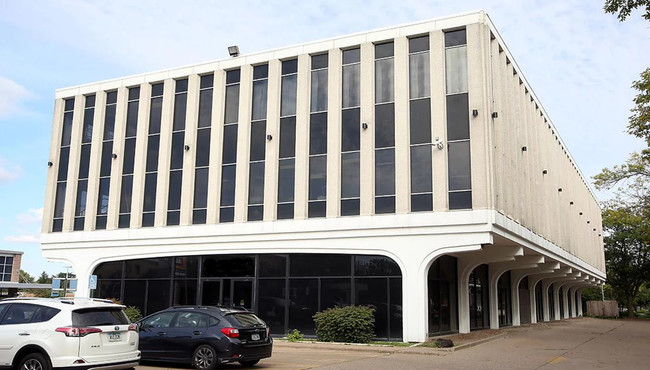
<box><xmin>239</xmin><ymin>360</ymin><xmax>260</xmax><ymax>367</ymax></box>
<box><xmin>192</xmin><ymin>344</ymin><xmax>218</xmax><ymax>370</ymax></box>
<box><xmin>18</xmin><ymin>353</ymin><xmax>51</xmax><ymax>370</ymax></box>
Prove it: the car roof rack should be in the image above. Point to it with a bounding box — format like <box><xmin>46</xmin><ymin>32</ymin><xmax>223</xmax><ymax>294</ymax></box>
<box><xmin>169</xmin><ymin>304</ymin><xmax>250</xmax><ymax>312</ymax></box>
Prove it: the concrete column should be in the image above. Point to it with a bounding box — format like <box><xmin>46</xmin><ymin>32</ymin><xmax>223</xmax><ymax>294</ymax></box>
<box><xmin>553</xmin><ymin>284</ymin><xmax>561</xmax><ymax>320</ymax></box>
<box><xmin>457</xmin><ymin>246</ymin><xmax>522</xmax><ymax>333</ymax></box>
<box><xmin>541</xmin><ymin>280</ymin><xmax>551</xmax><ymax>321</ymax></box>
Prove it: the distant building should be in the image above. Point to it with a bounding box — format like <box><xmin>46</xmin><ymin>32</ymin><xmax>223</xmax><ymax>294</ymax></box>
<box><xmin>41</xmin><ymin>11</ymin><xmax>605</xmax><ymax>341</ymax></box>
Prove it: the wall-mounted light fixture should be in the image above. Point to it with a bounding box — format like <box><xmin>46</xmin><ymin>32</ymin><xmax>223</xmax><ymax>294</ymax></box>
<box><xmin>542</xmin><ymin>169</ymin><xmax>548</xmax><ymax>175</ymax></box>
<box><xmin>593</xmin><ymin>228</ymin><xmax>596</xmax><ymax>231</ymax></box>
<box><xmin>587</xmin><ymin>221</ymin><xmax>590</xmax><ymax>224</ymax></box>
<box><xmin>558</xmin><ymin>188</ymin><xmax>562</xmax><ymax>192</ymax></box>
<box><xmin>47</xmin><ymin>161</ymin><xmax>53</xmax><ymax>167</ymax></box>
<box><xmin>472</xmin><ymin>109</ymin><xmax>478</xmax><ymax>117</ymax></box>
<box><xmin>112</xmin><ymin>153</ymin><xmax>118</xmax><ymax>159</ymax></box>
<box><xmin>491</xmin><ymin>112</ymin><xmax>499</xmax><ymax>119</ymax></box>
<box><xmin>521</xmin><ymin>146</ymin><xmax>527</xmax><ymax>152</ymax></box>
<box><xmin>266</xmin><ymin>134</ymin><xmax>273</xmax><ymax>141</ymax></box>
<box><xmin>570</xmin><ymin>201</ymin><xmax>574</xmax><ymax>205</ymax></box>
<box><xmin>579</xmin><ymin>212</ymin><xmax>583</xmax><ymax>215</ymax></box>
<box><xmin>184</xmin><ymin>145</ymin><xmax>190</xmax><ymax>151</ymax></box>
<box><xmin>228</xmin><ymin>45</ymin><xmax>240</xmax><ymax>57</ymax></box>
<box><xmin>362</xmin><ymin>122</ymin><xmax>368</xmax><ymax>130</ymax></box>
<box><xmin>432</xmin><ymin>137</ymin><xmax>444</xmax><ymax>150</ymax></box>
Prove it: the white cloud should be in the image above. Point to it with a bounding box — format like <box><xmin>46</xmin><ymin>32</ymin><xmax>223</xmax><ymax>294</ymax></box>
<box><xmin>0</xmin><ymin>158</ymin><xmax>20</xmax><ymax>184</ymax></box>
<box><xmin>4</xmin><ymin>234</ymin><xmax>40</xmax><ymax>244</ymax></box>
<box><xmin>0</xmin><ymin>76</ymin><xmax>35</xmax><ymax>119</ymax></box>
<box><xmin>16</xmin><ymin>208</ymin><xmax>43</xmax><ymax>225</ymax></box>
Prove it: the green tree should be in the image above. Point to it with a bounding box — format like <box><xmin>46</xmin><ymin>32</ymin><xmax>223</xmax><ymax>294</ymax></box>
<box><xmin>36</xmin><ymin>271</ymin><xmax>52</xmax><ymax>284</ymax></box>
<box><xmin>628</xmin><ymin>68</ymin><xmax>650</xmax><ymax>155</ymax></box>
<box><xmin>604</xmin><ymin>0</ymin><xmax>650</xmax><ymax>21</ymax></box>
<box><xmin>600</xmin><ymin>200</ymin><xmax>650</xmax><ymax>314</ymax></box>
<box><xmin>19</xmin><ymin>270</ymin><xmax>35</xmax><ymax>283</ymax></box>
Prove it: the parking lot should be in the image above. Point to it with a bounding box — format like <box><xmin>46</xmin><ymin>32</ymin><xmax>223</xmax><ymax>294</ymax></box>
<box><xmin>137</xmin><ymin>318</ymin><xmax>650</xmax><ymax>369</ymax></box>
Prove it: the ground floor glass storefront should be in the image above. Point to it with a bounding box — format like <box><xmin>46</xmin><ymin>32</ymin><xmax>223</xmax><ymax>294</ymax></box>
<box><xmin>93</xmin><ymin>253</ymin><xmax>403</xmax><ymax>340</ymax></box>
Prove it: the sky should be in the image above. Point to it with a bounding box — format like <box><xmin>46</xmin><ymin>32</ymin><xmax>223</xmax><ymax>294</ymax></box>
<box><xmin>0</xmin><ymin>0</ymin><xmax>648</xmax><ymax>279</ymax></box>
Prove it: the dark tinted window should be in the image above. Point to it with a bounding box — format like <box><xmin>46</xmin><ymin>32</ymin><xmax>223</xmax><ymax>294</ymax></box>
<box><xmin>445</xmin><ymin>29</ymin><xmax>467</xmax><ymax>47</ymax></box>
<box><xmin>355</xmin><ymin>256</ymin><xmax>401</xmax><ymax>276</ymax></box>
<box><xmin>410</xmin><ymin>99</ymin><xmax>432</xmax><ymax>144</ymax></box>
<box><xmin>309</xmin><ymin>113</ymin><xmax>327</xmax><ymax>155</ymax></box>
<box><xmin>375</xmin><ymin>103</ymin><xmax>395</xmax><ymax>148</ymax></box>
<box><xmin>202</xmin><ymin>256</ymin><xmax>255</xmax><ymax>277</ymax></box>
<box><xmin>227</xmin><ymin>313</ymin><xmax>264</xmax><ymax>327</ymax></box>
<box><xmin>290</xmin><ymin>254</ymin><xmax>351</xmax><ymax>277</ymax></box>
<box><xmin>259</xmin><ymin>254</ymin><xmax>287</xmax><ymax>277</ymax></box>
<box><xmin>226</xmin><ymin>69</ymin><xmax>240</xmax><ymax>84</ymax></box>
<box><xmin>173</xmin><ymin>312</ymin><xmax>208</xmax><ymax>328</ymax></box>
<box><xmin>342</xmin><ymin>48</ymin><xmax>360</xmax><ymax>64</ymax></box>
<box><xmin>311</xmin><ymin>54</ymin><xmax>328</xmax><ymax>69</ymax></box>
<box><xmin>375</xmin><ymin>42</ymin><xmax>394</xmax><ymax>58</ymax></box>
<box><xmin>281</xmin><ymin>59</ymin><xmax>298</xmax><ymax>75</ymax></box>
<box><xmin>32</xmin><ymin>306</ymin><xmax>61</xmax><ymax>323</ymax></box>
<box><xmin>1</xmin><ymin>304</ymin><xmax>38</xmax><ymax>325</ymax></box>
<box><xmin>72</xmin><ymin>307</ymin><xmax>129</xmax><ymax>326</ymax></box>
<box><xmin>279</xmin><ymin>117</ymin><xmax>296</xmax><ymax>158</ymax></box>
<box><xmin>142</xmin><ymin>311</ymin><xmax>175</xmax><ymax>329</ymax></box>
<box><xmin>447</xmin><ymin>93</ymin><xmax>470</xmax><ymax>141</ymax></box>
<box><xmin>125</xmin><ymin>257</ymin><xmax>171</xmax><ymax>279</ymax></box>
<box><xmin>409</xmin><ymin>35</ymin><xmax>430</xmax><ymax>53</ymax></box>
<box><xmin>94</xmin><ymin>261</ymin><xmax>123</xmax><ymax>279</ymax></box>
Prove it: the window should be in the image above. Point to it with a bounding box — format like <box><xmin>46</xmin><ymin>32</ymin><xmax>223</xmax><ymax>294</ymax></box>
<box><xmin>309</xmin><ymin>53</ymin><xmax>328</xmax><ymax>218</ymax></box>
<box><xmin>96</xmin><ymin>92</ymin><xmax>117</xmax><ymax>230</ymax></box>
<box><xmin>142</xmin><ymin>312</ymin><xmax>176</xmax><ymax>329</ymax></box>
<box><xmin>341</xmin><ymin>48</ymin><xmax>361</xmax><ymax>216</ymax></box>
<box><xmin>0</xmin><ymin>256</ymin><xmax>13</xmax><ymax>281</ymax></box>
<box><xmin>374</xmin><ymin>42</ymin><xmax>395</xmax><ymax>214</ymax></box>
<box><xmin>119</xmin><ymin>87</ymin><xmax>140</xmax><ymax>228</ymax></box>
<box><xmin>444</xmin><ymin>29</ymin><xmax>472</xmax><ymax>210</ymax></box>
<box><xmin>408</xmin><ymin>36</ymin><xmax>433</xmax><ymax>212</ymax></box>
<box><xmin>278</xmin><ymin>60</ymin><xmax>298</xmax><ymax>219</ymax></box>
<box><xmin>1</xmin><ymin>304</ymin><xmax>39</xmax><ymax>325</ymax></box>
<box><xmin>53</xmin><ymin>98</ymin><xmax>75</xmax><ymax>232</ymax></box>
<box><xmin>76</xmin><ymin>97</ymin><xmax>93</xmax><ymax>231</ymax></box>
<box><xmin>248</xmin><ymin>65</ymin><xmax>268</xmax><ymax>221</ymax></box>
<box><xmin>220</xmin><ymin>70</ymin><xmax>240</xmax><ymax>223</ymax></box>
<box><xmin>143</xmin><ymin>83</ymin><xmax>164</xmax><ymax>226</ymax></box>
<box><xmin>168</xmin><ymin>78</ymin><xmax>188</xmax><ymax>226</ymax></box>
<box><xmin>193</xmin><ymin>74</ymin><xmax>213</xmax><ymax>224</ymax></box>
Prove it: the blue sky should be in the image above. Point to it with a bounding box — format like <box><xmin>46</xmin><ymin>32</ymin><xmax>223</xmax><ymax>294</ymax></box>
<box><xmin>0</xmin><ymin>0</ymin><xmax>648</xmax><ymax>278</ymax></box>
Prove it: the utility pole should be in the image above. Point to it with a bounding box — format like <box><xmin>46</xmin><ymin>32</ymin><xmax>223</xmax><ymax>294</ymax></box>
<box><xmin>62</xmin><ymin>266</ymin><xmax>70</xmax><ymax>298</ymax></box>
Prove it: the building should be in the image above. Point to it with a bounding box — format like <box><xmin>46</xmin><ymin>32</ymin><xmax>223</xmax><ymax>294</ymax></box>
<box><xmin>41</xmin><ymin>11</ymin><xmax>605</xmax><ymax>342</ymax></box>
<box><xmin>0</xmin><ymin>250</ymin><xmax>50</xmax><ymax>297</ymax></box>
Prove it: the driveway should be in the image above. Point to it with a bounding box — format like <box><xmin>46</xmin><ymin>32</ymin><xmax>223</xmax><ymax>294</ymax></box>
<box><xmin>137</xmin><ymin>318</ymin><xmax>649</xmax><ymax>369</ymax></box>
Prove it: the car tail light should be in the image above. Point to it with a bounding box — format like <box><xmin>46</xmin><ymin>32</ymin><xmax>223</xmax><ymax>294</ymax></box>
<box><xmin>55</xmin><ymin>326</ymin><xmax>103</xmax><ymax>337</ymax></box>
<box><xmin>220</xmin><ymin>327</ymin><xmax>240</xmax><ymax>338</ymax></box>
<box><xmin>128</xmin><ymin>323</ymin><xmax>138</xmax><ymax>332</ymax></box>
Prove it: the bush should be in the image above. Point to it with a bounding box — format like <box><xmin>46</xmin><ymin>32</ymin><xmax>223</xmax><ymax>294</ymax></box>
<box><xmin>313</xmin><ymin>305</ymin><xmax>375</xmax><ymax>343</ymax></box>
<box><xmin>286</xmin><ymin>329</ymin><xmax>304</xmax><ymax>342</ymax></box>
<box><xmin>124</xmin><ymin>306</ymin><xmax>143</xmax><ymax>323</ymax></box>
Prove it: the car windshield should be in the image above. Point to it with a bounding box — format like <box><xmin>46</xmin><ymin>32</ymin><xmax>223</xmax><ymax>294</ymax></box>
<box><xmin>72</xmin><ymin>307</ymin><xmax>129</xmax><ymax>326</ymax></box>
<box><xmin>226</xmin><ymin>313</ymin><xmax>265</xmax><ymax>327</ymax></box>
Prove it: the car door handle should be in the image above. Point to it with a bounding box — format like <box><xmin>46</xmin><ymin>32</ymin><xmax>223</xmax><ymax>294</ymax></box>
<box><xmin>193</xmin><ymin>331</ymin><xmax>202</xmax><ymax>335</ymax></box>
<box><xmin>156</xmin><ymin>332</ymin><xmax>166</xmax><ymax>337</ymax></box>
<box><xmin>18</xmin><ymin>332</ymin><xmax>30</xmax><ymax>336</ymax></box>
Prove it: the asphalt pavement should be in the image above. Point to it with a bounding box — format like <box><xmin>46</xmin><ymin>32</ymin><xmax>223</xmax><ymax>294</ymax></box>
<box><xmin>137</xmin><ymin>318</ymin><xmax>650</xmax><ymax>369</ymax></box>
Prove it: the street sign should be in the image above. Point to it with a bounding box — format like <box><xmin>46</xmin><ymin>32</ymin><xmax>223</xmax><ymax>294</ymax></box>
<box><xmin>89</xmin><ymin>275</ymin><xmax>97</xmax><ymax>290</ymax></box>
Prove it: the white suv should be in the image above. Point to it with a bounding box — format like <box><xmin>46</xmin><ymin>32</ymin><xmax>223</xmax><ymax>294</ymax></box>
<box><xmin>0</xmin><ymin>298</ymin><xmax>140</xmax><ymax>370</ymax></box>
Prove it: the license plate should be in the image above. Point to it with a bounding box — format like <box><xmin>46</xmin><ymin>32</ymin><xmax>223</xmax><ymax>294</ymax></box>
<box><xmin>108</xmin><ymin>332</ymin><xmax>121</xmax><ymax>342</ymax></box>
<box><xmin>251</xmin><ymin>333</ymin><xmax>260</xmax><ymax>341</ymax></box>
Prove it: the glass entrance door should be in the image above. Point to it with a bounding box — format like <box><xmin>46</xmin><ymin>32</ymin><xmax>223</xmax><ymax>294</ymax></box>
<box><xmin>201</xmin><ymin>279</ymin><xmax>253</xmax><ymax>309</ymax></box>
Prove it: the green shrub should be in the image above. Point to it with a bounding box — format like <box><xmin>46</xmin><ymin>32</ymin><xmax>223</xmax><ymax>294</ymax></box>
<box><xmin>124</xmin><ymin>306</ymin><xmax>143</xmax><ymax>323</ymax></box>
<box><xmin>286</xmin><ymin>329</ymin><xmax>304</xmax><ymax>342</ymax></box>
<box><xmin>313</xmin><ymin>305</ymin><xmax>375</xmax><ymax>343</ymax></box>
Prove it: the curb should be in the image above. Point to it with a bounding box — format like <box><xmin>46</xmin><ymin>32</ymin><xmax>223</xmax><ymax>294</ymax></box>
<box><xmin>273</xmin><ymin>332</ymin><xmax>507</xmax><ymax>355</ymax></box>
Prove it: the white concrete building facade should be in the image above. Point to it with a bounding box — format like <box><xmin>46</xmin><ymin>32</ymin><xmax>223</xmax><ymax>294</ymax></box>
<box><xmin>41</xmin><ymin>11</ymin><xmax>605</xmax><ymax>342</ymax></box>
